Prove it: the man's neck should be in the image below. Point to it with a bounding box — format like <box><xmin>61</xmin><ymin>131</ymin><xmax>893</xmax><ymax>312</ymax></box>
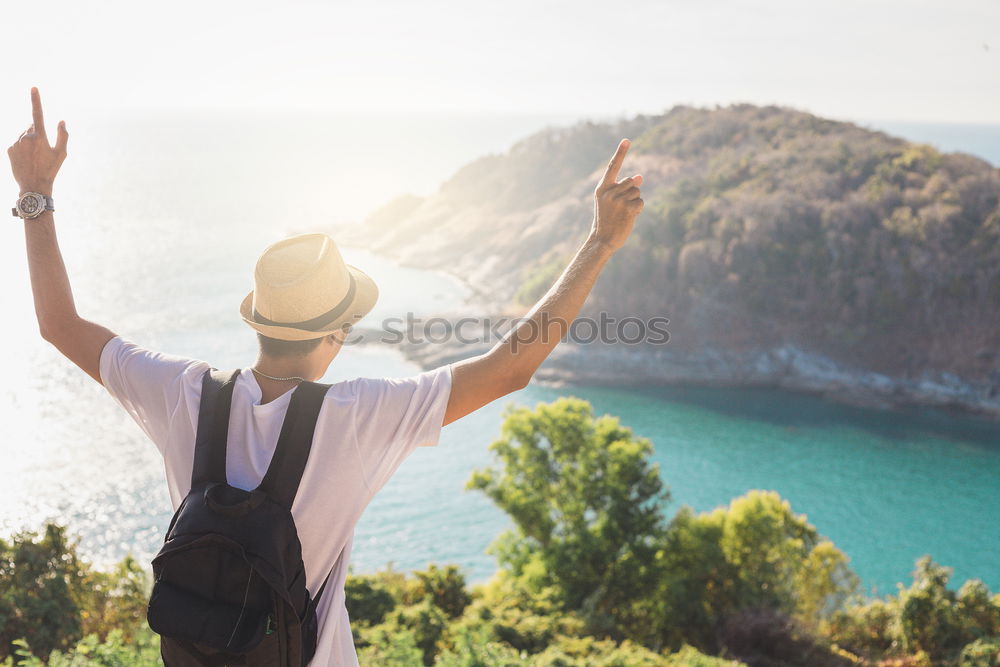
<box><xmin>252</xmin><ymin>355</ymin><xmax>320</xmax><ymax>382</ymax></box>
<box><xmin>250</xmin><ymin>357</ymin><xmax>323</xmax><ymax>405</ymax></box>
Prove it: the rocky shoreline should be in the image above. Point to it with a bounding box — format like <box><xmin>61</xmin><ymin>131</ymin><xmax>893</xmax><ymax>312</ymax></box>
<box><xmin>350</xmin><ymin>320</ymin><xmax>1000</xmax><ymax>421</ymax></box>
<box><xmin>336</xmin><ymin>238</ymin><xmax>1000</xmax><ymax>421</ymax></box>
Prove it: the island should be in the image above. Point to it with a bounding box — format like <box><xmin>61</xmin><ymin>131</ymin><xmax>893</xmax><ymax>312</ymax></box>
<box><xmin>337</xmin><ymin>105</ymin><xmax>1000</xmax><ymax>418</ymax></box>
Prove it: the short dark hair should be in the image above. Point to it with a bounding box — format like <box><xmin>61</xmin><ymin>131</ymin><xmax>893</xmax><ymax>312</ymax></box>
<box><xmin>256</xmin><ymin>333</ymin><xmax>327</xmax><ymax>358</ymax></box>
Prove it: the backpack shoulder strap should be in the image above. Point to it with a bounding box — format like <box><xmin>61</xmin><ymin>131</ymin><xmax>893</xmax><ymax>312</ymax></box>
<box><xmin>259</xmin><ymin>380</ymin><xmax>331</xmax><ymax>510</ymax></box>
<box><xmin>192</xmin><ymin>368</ymin><xmax>242</xmax><ymax>489</ymax></box>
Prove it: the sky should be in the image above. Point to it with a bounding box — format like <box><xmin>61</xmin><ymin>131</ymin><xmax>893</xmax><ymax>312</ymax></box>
<box><xmin>1</xmin><ymin>0</ymin><xmax>997</xmax><ymax>126</ymax></box>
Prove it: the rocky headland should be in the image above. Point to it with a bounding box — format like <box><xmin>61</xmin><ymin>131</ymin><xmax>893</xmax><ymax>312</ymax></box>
<box><xmin>338</xmin><ymin>105</ymin><xmax>1000</xmax><ymax>418</ymax></box>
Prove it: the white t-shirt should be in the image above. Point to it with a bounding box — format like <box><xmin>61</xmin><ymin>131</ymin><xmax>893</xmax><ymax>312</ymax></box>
<box><xmin>98</xmin><ymin>335</ymin><xmax>452</xmax><ymax>666</ymax></box>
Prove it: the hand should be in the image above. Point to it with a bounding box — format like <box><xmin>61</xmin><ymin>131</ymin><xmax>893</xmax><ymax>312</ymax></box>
<box><xmin>7</xmin><ymin>87</ymin><xmax>69</xmax><ymax>196</ymax></box>
<box><xmin>591</xmin><ymin>139</ymin><xmax>643</xmax><ymax>252</ymax></box>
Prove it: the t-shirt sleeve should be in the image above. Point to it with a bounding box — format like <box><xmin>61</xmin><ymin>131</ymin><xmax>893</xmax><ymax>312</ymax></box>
<box><xmin>351</xmin><ymin>363</ymin><xmax>453</xmax><ymax>496</ymax></box>
<box><xmin>99</xmin><ymin>335</ymin><xmax>210</xmax><ymax>455</ymax></box>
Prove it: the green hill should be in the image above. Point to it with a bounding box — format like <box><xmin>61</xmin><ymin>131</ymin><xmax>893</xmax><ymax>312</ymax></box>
<box><xmin>352</xmin><ymin>105</ymin><xmax>1000</xmax><ymax>412</ymax></box>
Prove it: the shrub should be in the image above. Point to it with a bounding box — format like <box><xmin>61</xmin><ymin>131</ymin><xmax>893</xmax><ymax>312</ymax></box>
<box><xmin>827</xmin><ymin>557</ymin><xmax>1000</xmax><ymax>664</ymax></box>
<box><xmin>825</xmin><ymin>597</ymin><xmax>896</xmax><ymax>659</ymax></box>
<box><xmin>532</xmin><ymin>635</ymin><xmax>669</xmax><ymax>666</ymax></box>
<box><xmin>4</xmin><ymin>628</ymin><xmax>160</xmax><ymax>667</ymax></box>
<box><xmin>0</xmin><ymin>525</ymin><xmax>149</xmax><ymax>662</ymax></box>
<box><xmin>715</xmin><ymin>608</ymin><xmax>851</xmax><ymax>667</ymax></box>
<box><xmin>898</xmin><ymin>558</ymin><xmax>998</xmax><ymax>661</ymax></box>
<box><xmin>0</xmin><ymin>525</ymin><xmax>84</xmax><ymax>659</ymax></box>
<box><xmin>357</xmin><ymin>626</ymin><xmax>423</xmax><ymax>666</ymax></box>
<box><xmin>652</xmin><ymin>491</ymin><xmax>858</xmax><ymax>653</ymax></box>
<box><xmin>959</xmin><ymin>637</ymin><xmax>1000</xmax><ymax>667</ymax></box>
<box><xmin>345</xmin><ymin>571</ymin><xmax>399</xmax><ymax>626</ymax></box>
<box><xmin>433</xmin><ymin>624</ymin><xmax>530</xmax><ymax>666</ymax></box>
<box><xmin>448</xmin><ymin>573</ymin><xmax>584</xmax><ymax>655</ymax></box>
<box><xmin>369</xmin><ymin>598</ymin><xmax>450</xmax><ymax>666</ymax></box>
<box><xmin>412</xmin><ymin>564</ymin><xmax>472</xmax><ymax>619</ymax></box>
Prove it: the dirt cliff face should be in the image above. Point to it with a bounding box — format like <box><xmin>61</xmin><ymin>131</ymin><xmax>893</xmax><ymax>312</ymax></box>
<box><xmin>346</xmin><ymin>105</ymin><xmax>1000</xmax><ymax>391</ymax></box>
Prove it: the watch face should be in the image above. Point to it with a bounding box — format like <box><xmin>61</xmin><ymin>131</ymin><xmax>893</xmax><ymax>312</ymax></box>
<box><xmin>18</xmin><ymin>194</ymin><xmax>41</xmax><ymax>216</ymax></box>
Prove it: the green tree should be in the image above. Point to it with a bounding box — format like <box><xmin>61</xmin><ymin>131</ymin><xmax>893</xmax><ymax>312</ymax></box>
<box><xmin>467</xmin><ymin>398</ymin><xmax>670</xmax><ymax>638</ymax></box>
<box><xmin>651</xmin><ymin>491</ymin><xmax>858</xmax><ymax>654</ymax></box>
<box><xmin>0</xmin><ymin>525</ymin><xmax>84</xmax><ymax>659</ymax></box>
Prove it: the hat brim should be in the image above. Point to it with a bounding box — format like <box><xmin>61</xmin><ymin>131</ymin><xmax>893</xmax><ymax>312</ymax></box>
<box><xmin>239</xmin><ymin>264</ymin><xmax>379</xmax><ymax>342</ymax></box>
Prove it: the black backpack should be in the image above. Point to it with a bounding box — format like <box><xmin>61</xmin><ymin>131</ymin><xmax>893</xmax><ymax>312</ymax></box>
<box><xmin>148</xmin><ymin>368</ymin><xmax>333</xmax><ymax>666</ymax></box>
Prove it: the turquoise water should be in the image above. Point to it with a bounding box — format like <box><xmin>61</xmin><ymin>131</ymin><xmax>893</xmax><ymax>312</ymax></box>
<box><xmin>0</xmin><ymin>112</ymin><xmax>997</xmax><ymax>598</ymax></box>
<box><xmin>517</xmin><ymin>385</ymin><xmax>1000</xmax><ymax>595</ymax></box>
<box><xmin>362</xmin><ymin>375</ymin><xmax>1000</xmax><ymax>594</ymax></box>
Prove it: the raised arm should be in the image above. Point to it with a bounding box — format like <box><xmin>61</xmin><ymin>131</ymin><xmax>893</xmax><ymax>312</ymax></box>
<box><xmin>8</xmin><ymin>87</ymin><xmax>116</xmax><ymax>384</ymax></box>
<box><xmin>443</xmin><ymin>139</ymin><xmax>643</xmax><ymax>425</ymax></box>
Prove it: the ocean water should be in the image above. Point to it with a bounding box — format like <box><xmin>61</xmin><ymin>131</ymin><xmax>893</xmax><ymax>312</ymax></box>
<box><xmin>1</xmin><ymin>112</ymin><xmax>998</xmax><ymax>597</ymax></box>
<box><xmin>865</xmin><ymin>119</ymin><xmax>1000</xmax><ymax>166</ymax></box>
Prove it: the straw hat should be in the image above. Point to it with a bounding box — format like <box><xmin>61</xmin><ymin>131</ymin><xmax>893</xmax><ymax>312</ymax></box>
<box><xmin>240</xmin><ymin>233</ymin><xmax>379</xmax><ymax>341</ymax></box>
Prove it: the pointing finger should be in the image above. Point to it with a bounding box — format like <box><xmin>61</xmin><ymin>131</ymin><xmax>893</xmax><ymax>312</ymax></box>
<box><xmin>31</xmin><ymin>87</ymin><xmax>47</xmax><ymax>142</ymax></box>
<box><xmin>55</xmin><ymin>120</ymin><xmax>69</xmax><ymax>153</ymax></box>
<box><xmin>600</xmin><ymin>139</ymin><xmax>631</xmax><ymax>187</ymax></box>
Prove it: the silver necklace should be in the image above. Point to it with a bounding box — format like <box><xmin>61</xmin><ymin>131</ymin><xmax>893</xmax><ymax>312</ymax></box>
<box><xmin>250</xmin><ymin>367</ymin><xmax>307</xmax><ymax>382</ymax></box>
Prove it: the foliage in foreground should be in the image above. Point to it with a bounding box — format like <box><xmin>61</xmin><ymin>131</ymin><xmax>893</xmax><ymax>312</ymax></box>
<box><xmin>2</xmin><ymin>398</ymin><xmax>998</xmax><ymax>666</ymax></box>
<box><xmin>0</xmin><ymin>524</ymin><xmax>148</xmax><ymax>663</ymax></box>
<box><xmin>4</xmin><ymin>629</ymin><xmax>160</xmax><ymax>667</ymax></box>
<box><xmin>348</xmin><ymin>399</ymin><xmax>999</xmax><ymax>666</ymax></box>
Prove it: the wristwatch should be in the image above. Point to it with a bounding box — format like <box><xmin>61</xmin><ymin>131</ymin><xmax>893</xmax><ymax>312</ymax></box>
<box><xmin>11</xmin><ymin>192</ymin><xmax>55</xmax><ymax>219</ymax></box>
